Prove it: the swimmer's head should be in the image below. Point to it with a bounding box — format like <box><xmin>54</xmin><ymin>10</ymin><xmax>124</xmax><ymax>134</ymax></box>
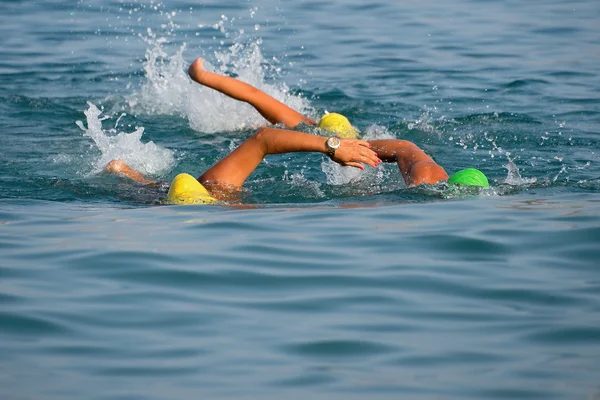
<box><xmin>447</xmin><ymin>168</ymin><xmax>489</xmax><ymax>187</ymax></box>
<box><xmin>319</xmin><ymin>112</ymin><xmax>359</xmax><ymax>139</ymax></box>
<box><xmin>166</xmin><ymin>173</ymin><xmax>217</xmax><ymax>205</ymax></box>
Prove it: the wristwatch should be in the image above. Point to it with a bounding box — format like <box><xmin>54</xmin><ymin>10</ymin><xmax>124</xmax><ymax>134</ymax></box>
<box><xmin>325</xmin><ymin>137</ymin><xmax>341</xmax><ymax>158</ymax></box>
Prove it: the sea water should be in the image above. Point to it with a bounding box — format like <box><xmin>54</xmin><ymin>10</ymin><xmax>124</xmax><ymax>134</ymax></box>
<box><xmin>1</xmin><ymin>1</ymin><xmax>599</xmax><ymax>399</ymax></box>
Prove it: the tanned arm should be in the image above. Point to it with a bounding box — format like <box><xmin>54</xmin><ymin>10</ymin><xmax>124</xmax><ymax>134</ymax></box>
<box><xmin>189</xmin><ymin>58</ymin><xmax>315</xmax><ymax>128</ymax></box>
<box><xmin>368</xmin><ymin>140</ymin><xmax>448</xmax><ymax>186</ymax></box>
<box><xmin>199</xmin><ymin>128</ymin><xmax>379</xmax><ymax>188</ymax></box>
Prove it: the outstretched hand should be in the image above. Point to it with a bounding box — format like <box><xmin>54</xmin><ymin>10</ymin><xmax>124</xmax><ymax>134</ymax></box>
<box><xmin>331</xmin><ymin>139</ymin><xmax>381</xmax><ymax>170</ymax></box>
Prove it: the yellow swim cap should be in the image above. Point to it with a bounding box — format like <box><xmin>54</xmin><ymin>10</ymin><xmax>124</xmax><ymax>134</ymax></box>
<box><xmin>318</xmin><ymin>112</ymin><xmax>359</xmax><ymax>139</ymax></box>
<box><xmin>166</xmin><ymin>173</ymin><xmax>217</xmax><ymax>205</ymax></box>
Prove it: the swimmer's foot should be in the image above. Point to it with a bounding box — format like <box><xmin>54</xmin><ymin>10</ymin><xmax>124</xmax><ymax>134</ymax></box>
<box><xmin>188</xmin><ymin>58</ymin><xmax>207</xmax><ymax>84</ymax></box>
<box><xmin>104</xmin><ymin>160</ymin><xmax>156</xmax><ymax>185</ymax></box>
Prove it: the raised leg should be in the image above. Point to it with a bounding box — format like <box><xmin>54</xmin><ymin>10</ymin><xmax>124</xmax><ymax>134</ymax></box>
<box><xmin>188</xmin><ymin>58</ymin><xmax>315</xmax><ymax>128</ymax></box>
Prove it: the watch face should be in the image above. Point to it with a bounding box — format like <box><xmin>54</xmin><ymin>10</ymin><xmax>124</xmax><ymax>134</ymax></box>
<box><xmin>327</xmin><ymin>137</ymin><xmax>341</xmax><ymax>149</ymax></box>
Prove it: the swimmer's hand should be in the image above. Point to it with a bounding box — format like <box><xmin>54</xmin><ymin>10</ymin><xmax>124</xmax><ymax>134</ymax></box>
<box><xmin>332</xmin><ymin>139</ymin><xmax>381</xmax><ymax>170</ymax></box>
<box><xmin>188</xmin><ymin>58</ymin><xmax>206</xmax><ymax>83</ymax></box>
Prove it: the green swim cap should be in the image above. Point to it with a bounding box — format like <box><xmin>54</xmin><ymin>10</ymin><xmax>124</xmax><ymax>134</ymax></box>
<box><xmin>447</xmin><ymin>168</ymin><xmax>489</xmax><ymax>187</ymax></box>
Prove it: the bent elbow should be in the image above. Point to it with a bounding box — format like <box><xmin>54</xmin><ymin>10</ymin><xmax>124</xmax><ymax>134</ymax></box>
<box><xmin>251</xmin><ymin>127</ymin><xmax>271</xmax><ymax>154</ymax></box>
<box><xmin>409</xmin><ymin>161</ymin><xmax>449</xmax><ymax>185</ymax></box>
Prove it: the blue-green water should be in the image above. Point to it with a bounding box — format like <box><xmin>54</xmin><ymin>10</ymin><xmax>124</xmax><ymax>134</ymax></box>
<box><xmin>1</xmin><ymin>1</ymin><xmax>599</xmax><ymax>399</ymax></box>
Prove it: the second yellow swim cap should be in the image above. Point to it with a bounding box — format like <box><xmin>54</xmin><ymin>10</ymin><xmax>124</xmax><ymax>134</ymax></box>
<box><xmin>165</xmin><ymin>173</ymin><xmax>217</xmax><ymax>205</ymax></box>
<box><xmin>318</xmin><ymin>112</ymin><xmax>359</xmax><ymax>139</ymax></box>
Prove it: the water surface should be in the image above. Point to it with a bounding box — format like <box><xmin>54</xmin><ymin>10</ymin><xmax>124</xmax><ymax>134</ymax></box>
<box><xmin>1</xmin><ymin>1</ymin><xmax>599</xmax><ymax>399</ymax></box>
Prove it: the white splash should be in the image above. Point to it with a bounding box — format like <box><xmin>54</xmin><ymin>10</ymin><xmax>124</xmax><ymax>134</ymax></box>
<box><xmin>287</xmin><ymin>173</ymin><xmax>325</xmax><ymax>198</ymax></box>
<box><xmin>322</xmin><ymin>160</ymin><xmax>365</xmax><ymax>186</ymax></box>
<box><xmin>76</xmin><ymin>102</ymin><xmax>175</xmax><ymax>175</ymax></box>
<box><xmin>553</xmin><ymin>164</ymin><xmax>568</xmax><ymax>182</ymax></box>
<box><xmin>321</xmin><ymin>124</ymin><xmax>394</xmax><ymax>186</ymax></box>
<box><xmin>128</xmin><ymin>30</ymin><xmax>314</xmax><ymax>133</ymax></box>
<box><xmin>362</xmin><ymin>124</ymin><xmax>396</xmax><ymax>140</ymax></box>
<box><xmin>503</xmin><ymin>160</ymin><xmax>537</xmax><ymax>185</ymax></box>
<box><xmin>407</xmin><ymin>109</ymin><xmax>439</xmax><ymax>134</ymax></box>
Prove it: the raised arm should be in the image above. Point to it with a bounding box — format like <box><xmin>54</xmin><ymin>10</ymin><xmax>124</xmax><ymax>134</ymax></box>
<box><xmin>368</xmin><ymin>140</ymin><xmax>448</xmax><ymax>186</ymax></box>
<box><xmin>199</xmin><ymin>128</ymin><xmax>379</xmax><ymax>188</ymax></box>
<box><xmin>189</xmin><ymin>58</ymin><xmax>315</xmax><ymax>128</ymax></box>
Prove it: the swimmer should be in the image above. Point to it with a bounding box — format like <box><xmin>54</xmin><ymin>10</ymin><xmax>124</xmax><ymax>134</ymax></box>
<box><xmin>104</xmin><ymin>59</ymin><xmax>488</xmax><ymax>203</ymax></box>
<box><xmin>186</xmin><ymin>57</ymin><xmax>486</xmax><ymax>185</ymax></box>
<box><xmin>188</xmin><ymin>58</ymin><xmax>359</xmax><ymax>138</ymax></box>
<box><xmin>104</xmin><ymin>126</ymin><xmax>486</xmax><ymax>204</ymax></box>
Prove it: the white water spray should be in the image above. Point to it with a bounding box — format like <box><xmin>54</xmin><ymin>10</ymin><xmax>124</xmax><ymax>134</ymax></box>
<box><xmin>321</xmin><ymin>124</ymin><xmax>395</xmax><ymax>186</ymax></box>
<box><xmin>76</xmin><ymin>102</ymin><xmax>175</xmax><ymax>175</ymax></box>
<box><xmin>503</xmin><ymin>159</ymin><xmax>537</xmax><ymax>185</ymax></box>
<box><xmin>128</xmin><ymin>27</ymin><xmax>314</xmax><ymax>133</ymax></box>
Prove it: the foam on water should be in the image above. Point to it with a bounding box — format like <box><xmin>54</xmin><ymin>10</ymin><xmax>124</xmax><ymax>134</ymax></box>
<box><xmin>286</xmin><ymin>172</ymin><xmax>325</xmax><ymax>199</ymax></box>
<box><xmin>76</xmin><ymin>102</ymin><xmax>175</xmax><ymax>176</ymax></box>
